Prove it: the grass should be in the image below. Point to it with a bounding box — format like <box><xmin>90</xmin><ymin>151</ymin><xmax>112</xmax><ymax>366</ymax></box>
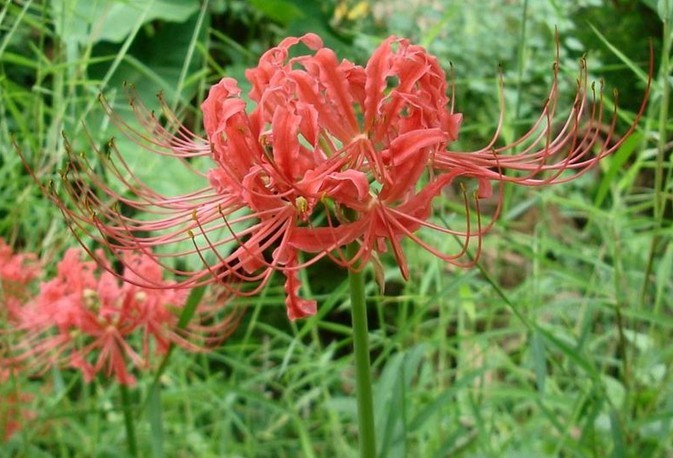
<box><xmin>1</xmin><ymin>0</ymin><xmax>671</xmax><ymax>457</ymax></box>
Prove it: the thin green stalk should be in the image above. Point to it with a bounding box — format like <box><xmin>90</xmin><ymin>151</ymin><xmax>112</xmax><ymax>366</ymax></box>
<box><xmin>119</xmin><ymin>383</ymin><xmax>139</xmax><ymax>458</ymax></box>
<box><xmin>347</xmin><ymin>243</ymin><xmax>376</xmax><ymax>458</ymax></box>
<box><xmin>655</xmin><ymin>2</ymin><xmax>672</xmax><ymax>225</ymax></box>
<box><xmin>611</xmin><ymin>222</ymin><xmax>630</xmax><ymax>392</ymax></box>
<box><xmin>144</xmin><ymin>284</ymin><xmax>206</xmax><ymax>410</ymax></box>
<box><xmin>171</xmin><ymin>0</ymin><xmax>209</xmax><ymax>111</ymax></box>
<box><xmin>642</xmin><ymin>0</ymin><xmax>672</xmax><ymax>307</ymax></box>
<box><xmin>514</xmin><ymin>0</ymin><xmax>529</xmax><ymax>119</ymax></box>
<box><xmin>147</xmin><ymin>384</ymin><xmax>166</xmax><ymax>458</ymax></box>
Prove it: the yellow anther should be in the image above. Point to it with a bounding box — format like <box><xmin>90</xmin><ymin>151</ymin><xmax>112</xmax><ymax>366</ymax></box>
<box><xmin>296</xmin><ymin>196</ymin><xmax>309</xmax><ymax>214</ymax></box>
<box><xmin>83</xmin><ymin>288</ymin><xmax>99</xmax><ymax>310</ymax></box>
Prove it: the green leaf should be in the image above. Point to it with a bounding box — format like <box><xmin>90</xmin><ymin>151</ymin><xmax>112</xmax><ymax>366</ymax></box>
<box><xmin>147</xmin><ymin>385</ymin><xmax>166</xmax><ymax>458</ymax></box>
<box><xmin>641</xmin><ymin>0</ymin><xmax>658</xmax><ymax>13</ymax></box>
<box><xmin>658</xmin><ymin>0</ymin><xmax>673</xmax><ymax>24</ymax></box>
<box><xmin>408</xmin><ymin>369</ymin><xmax>484</xmax><ymax>433</ymax></box>
<box><xmin>531</xmin><ymin>330</ymin><xmax>547</xmax><ymax>393</ymax></box>
<box><xmin>655</xmin><ymin>243</ymin><xmax>673</xmax><ymax>313</ymax></box>
<box><xmin>178</xmin><ymin>284</ymin><xmax>207</xmax><ymax>329</ymax></box>
<box><xmin>609</xmin><ymin>409</ymin><xmax>626</xmax><ymax>458</ymax></box>
<box><xmin>602</xmin><ymin>375</ymin><xmax>626</xmax><ymax>408</ymax></box>
<box><xmin>374</xmin><ymin>345</ymin><xmax>425</xmax><ymax>458</ymax></box>
<box><xmin>92</xmin><ymin>9</ymin><xmax>207</xmax><ymax>103</ymax></box>
<box><xmin>249</xmin><ymin>0</ymin><xmax>304</xmax><ymax>26</ymax></box>
<box><xmin>50</xmin><ymin>0</ymin><xmax>200</xmax><ymax>45</ymax></box>
<box><xmin>594</xmin><ymin>131</ymin><xmax>642</xmax><ymax>208</ymax></box>
<box><xmin>589</xmin><ymin>24</ymin><xmax>651</xmax><ymax>85</ymax></box>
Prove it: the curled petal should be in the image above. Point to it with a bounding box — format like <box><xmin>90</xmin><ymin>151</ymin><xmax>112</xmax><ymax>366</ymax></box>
<box><xmin>271</xmin><ymin>106</ymin><xmax>305</xmax><ymax>182</ymax></box>
<box><xmin>301</xmin><ymin>168</ymin><xmax>372</xmax><ymax>211</ymax></box>
<box><xmin>364</xmin><ymin>36</ymin><xmax>394</xmax><ymax>133</ymax></box>
<box><xmin>310</xmin><ymin>47</ymin><xmax>359</xmax><ymax>134</ymax></box>
<box><xmin>289</xmin><ymin>219</ymin><xmax>367</xmax><ymax>255</ymax></box>
<box><xmin>380</xmin><ymin>128</ymin><xmax>448</xmax><ymax>202</ymax></box>
<box><xmin>247</xmin><ymin>33</ymin><xmax>324</xmax><ymax>102</ymax></box>
<box><xmin>201</xmin><ymin>78</ymin><xmax>244</xmax><ymax>139</ymax></box>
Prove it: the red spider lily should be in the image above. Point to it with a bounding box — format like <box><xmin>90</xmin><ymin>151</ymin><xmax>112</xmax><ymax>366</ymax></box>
<box><xmin>44</xmin><ymin>34</ymin><xmax>650</xmax><ymax>321</ymax></box>
<box><xmin>0</xmin><ymin>238</ymin><xmax>41</xmax><ymax>318</ymax></box>
<box><xmin>3</xmin><ymin>248</ymin><xmax>235</xmax><ymax>386</ymax></box>
<box><xmin>0</xmin><ymin>241</ymin><xmax>38</xmax><ymax>442</ymax></box>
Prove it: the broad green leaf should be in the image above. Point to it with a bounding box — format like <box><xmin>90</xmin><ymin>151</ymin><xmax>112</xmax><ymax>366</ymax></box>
<box><xmin>375</xmin><ymin>344</ymin><xmax>425</xmax><ymax>458</ymax></box>
<box><xmin>658</xmin><ymin>0</ymin><xmax>673</xmax><ymax>24</ymax></box>
<box><xmin>50</xmin><ymin>0</ymin><xmax>200</xmax><ymax>45</ymax></box>
<box><xmin>249</xmin><ymin>0</ymin><xmax>303</xmax><ymax>26</ymax></box>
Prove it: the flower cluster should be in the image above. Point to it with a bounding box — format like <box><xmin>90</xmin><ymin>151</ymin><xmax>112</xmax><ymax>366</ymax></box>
<box><xmin>2</xmin><ymin>246</ymin><xmax>234</xmax><ymax>386</ymax></box>
<box><xmin>0</xmin><ymin>238</ymin><xmax>40</xmax><ymax>318</ymax></box>
<box><xmin>53</xmin><ymin>34</ymin><xmax>649</xmax><ymax>320</ymax></box>
<box><xmin>0</xmin><ymin>239</ymin><xmax>40</xmax><ymax>441</ymax></box>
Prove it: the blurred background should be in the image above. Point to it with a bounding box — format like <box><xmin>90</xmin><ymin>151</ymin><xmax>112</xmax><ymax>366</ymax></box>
<box><xmin>1</xmin><ymin>1</ymin><xmax>668</xmax><ymax>457</ymax></box>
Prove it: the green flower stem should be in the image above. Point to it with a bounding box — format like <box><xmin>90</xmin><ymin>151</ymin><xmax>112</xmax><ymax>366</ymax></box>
<box><xmin>642</xmin><ymin>0</ymin><xmax>671</xmax><ymax>307</ymax></box>
<box><xmin>144</xmin><ymin>284</ymin><xmax>206</xmax><ymax>410</ymax></box>
<box><xmin>119</xmin><ymin>383</ymin><xmax>139</xmax><ymax>458</ymax></box>
<box><xmin>347</xmin><ymin>243</ymin><xmax>376</xmax><ymax>458</ymax></box>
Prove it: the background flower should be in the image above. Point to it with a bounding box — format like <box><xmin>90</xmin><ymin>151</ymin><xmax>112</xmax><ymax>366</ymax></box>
<box><xmin>3</xmin><ymin>248</ymin><xmax>228</xmax><ymax>386</ymax></box>
<box><xmin>0</xmin><ymin>238</ymin><xmax>41</xmax><ymax>319</ymax></box>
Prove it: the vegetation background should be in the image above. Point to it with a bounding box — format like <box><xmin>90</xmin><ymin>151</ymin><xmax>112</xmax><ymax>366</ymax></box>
<box><xmin>0</xmin><ymin>0</ymin><xmax>669</xmax><ymax>456</ymax></box>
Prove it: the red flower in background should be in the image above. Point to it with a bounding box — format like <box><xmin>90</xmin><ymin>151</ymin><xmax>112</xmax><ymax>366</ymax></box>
<box><xmin>4</xmin><ymin>248</ymin><xmax>232</xmax><ymax>386</ymax></box>
<box><xmin>0</xmin><ymin>238</ymin><xmax>41</xmax><ymax>318</ymax></box>
<box><xmin>47</xmin><ymin>34</ymin><xmax>650</xmax><ymax>321</ymax></box>
<box><xmin>0</xmin><ymin>239</ymin><xmax>39</xmax><ymax>442</ymax></box>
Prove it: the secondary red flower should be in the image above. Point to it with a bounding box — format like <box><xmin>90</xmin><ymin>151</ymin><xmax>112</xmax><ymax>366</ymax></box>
<box><xmin>0</xmin><ymin>238</ymin><xmax>40</xmax><ymax>319</ymax></box>
<box><xmin>49</xmin><ymin>34</ymin><xmax>649</xmax><ymax>321</ymax></box>
<box><xmin>4</xmin><ymin>248</ymin><xmax>225</xmax><ymax>386</ymax></box>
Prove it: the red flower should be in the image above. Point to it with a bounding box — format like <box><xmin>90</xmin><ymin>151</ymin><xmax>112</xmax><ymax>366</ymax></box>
<box><xmin>3</xmin><ymin>248</ymin><xmax>226</xmax><ymax>386</ymax></box>
<box><xmin>49</xmin><ymin>34</ymin><xmax>650</xmax><ymax>321</ymax></box>
<box><xmin>0</xmin><ymin>238</ymin><xmax>41</xmax><ymax>319</ymax></box>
